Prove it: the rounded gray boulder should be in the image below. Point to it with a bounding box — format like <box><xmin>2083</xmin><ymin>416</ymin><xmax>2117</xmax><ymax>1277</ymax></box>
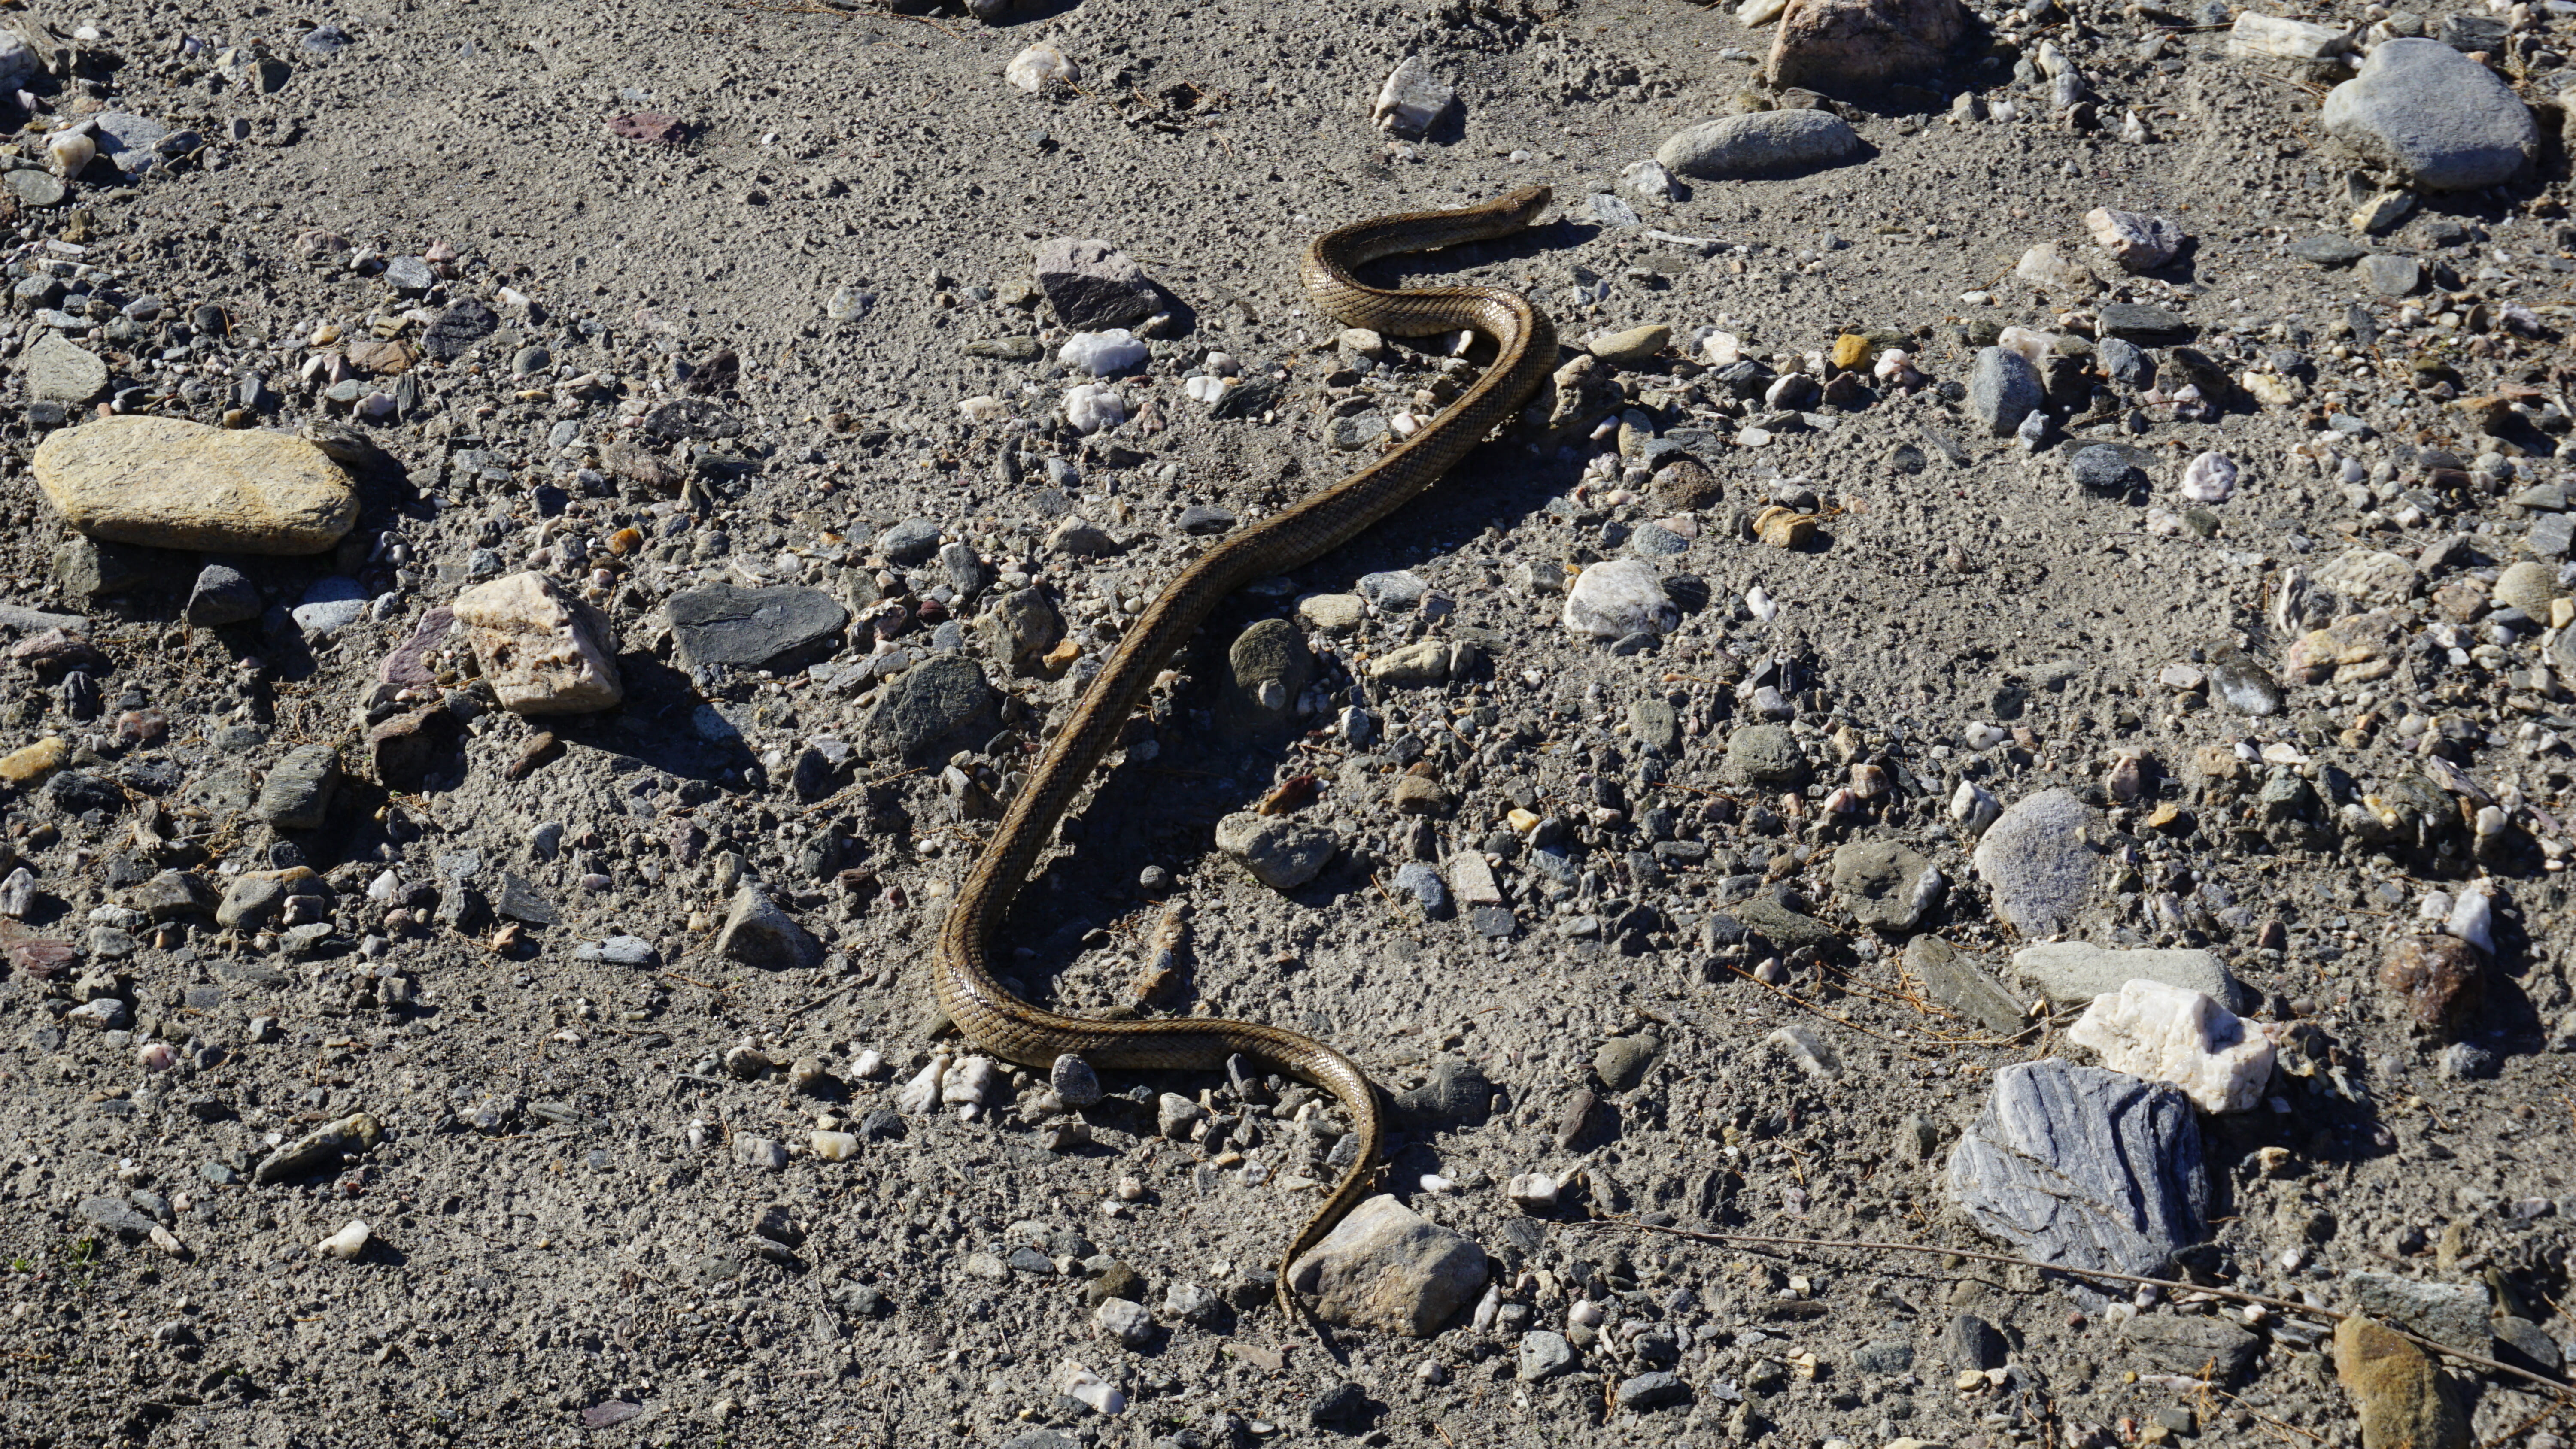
<box><xmin>2321</xmin><ymin>39</ymin><xmax>2537</xmax><ymax>191</ymax></box>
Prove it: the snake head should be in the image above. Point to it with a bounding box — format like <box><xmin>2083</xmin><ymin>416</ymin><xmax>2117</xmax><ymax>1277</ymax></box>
<box><xmin>1492</xmin><ymin>185</ymin><xmax>1554</xmax><ymax>230</ymax></box>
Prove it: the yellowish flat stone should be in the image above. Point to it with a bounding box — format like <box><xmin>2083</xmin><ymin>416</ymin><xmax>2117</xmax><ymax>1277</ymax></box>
<box><xmin>33</xmin><ymin>416</ymin><xmax>356</xmax><ymax>555</ymax></box>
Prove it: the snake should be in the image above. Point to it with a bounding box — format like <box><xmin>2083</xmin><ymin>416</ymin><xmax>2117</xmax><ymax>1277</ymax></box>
<box><xmin>934</xmin><ymin>185</ymin><xmax>1560</xmax><ymax>1319</ymax></box>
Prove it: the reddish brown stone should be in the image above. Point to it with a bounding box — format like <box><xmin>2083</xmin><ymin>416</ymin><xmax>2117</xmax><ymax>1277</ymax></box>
<box><xmin>607</xmin><ymin>112</ymin><xmax>687</xmax><ymax>145</ymax></box>
<box><xmin>7</xmin><ymin>939</ymin><xmax>76</xmax><ymax>979</ymax></box>
<box><xmin>2380</xmin><ymin>934</ymin><xmax>2483</xmax><ymax>1030</ymax></box>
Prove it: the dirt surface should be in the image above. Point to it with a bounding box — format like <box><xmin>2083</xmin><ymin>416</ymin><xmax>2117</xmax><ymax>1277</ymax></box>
<box><xmin>0</xmin><ymin>0</ymin><xmax>2572</xmax><ymax>1446</ymax></box>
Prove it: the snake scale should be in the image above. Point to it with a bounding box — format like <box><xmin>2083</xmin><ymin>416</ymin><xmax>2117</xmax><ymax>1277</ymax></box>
<box><xmin>934</xmin><ymin>186</ymin><xmax>1559</xmax><ymax>1318</ymax></box>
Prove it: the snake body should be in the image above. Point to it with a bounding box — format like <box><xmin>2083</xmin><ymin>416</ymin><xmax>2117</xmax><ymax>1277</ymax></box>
<box><xmin>934</xmin><ymin>186</ymin><xmax>1558</xmax><ymax>1316</ymax></box>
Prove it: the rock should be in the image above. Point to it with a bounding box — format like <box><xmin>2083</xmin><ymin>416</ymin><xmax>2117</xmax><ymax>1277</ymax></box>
<box><xmin>2345</xmin><ymin>1272</ymin><xmax>2491</xmax><ymax>1353</ymax></box>
<box><xmin>2321</xmin><ymin>39</ymin><xmax>2537</xmax><ymax>191</ymax></box>
<box><xmin>1966</xmin><ymin>347</ymin><xmax>2044</xmax><ymax>435</ymax></box>
<box><xmin>1369</xmin><ymin>640</ymin><xmax>1452</xmax><ymax>687</ymax></box>
<box><xmin>2098</xmin><ymin>302</ymin><xmax>2193</xmax><ymax>345</ymax></box>
<box><xmin>79</xmin><ymin>1194</ymin><xmax>156</xmax><ymax>1241</ymax></box>
<box><xmin>1971</xmin><ymin>789</ymin><xmax>2108</xmax><ymax>937</ymax></box>
<box><xmin>874</xmin><ymin>518</ymin><xmax>942</xmax><ymax>566</ymax></box>
<box><xmin>2012</xmin><ymin>942</ymin><xmax>2245</xmax><ymax>1012</ymax></box>
<box><xmin>1945</xmin><ymin>1313</ymin><xmax>2008</xmax><ymax>1370</ymax></box>
<box><xmin>1213</xmin><ymin>812</ymin><xmax>1337</xmax><ymax>891</ymax></box>
<box><xmin>2204</xmin><ymin>646</ymin><xmax>2283</xmax><ymax>716</ymax></box>
<box><xmin>665</xmin><ymin>583</ymin><xmax>849</xmax><ymax>671</ymax></box>
<box><xmin>2380</xmin><ymin>935</ymin><xmax>2483</xmax><ymax>1029</ymax></box>
<box><xmin>1586</xmin><ymin>324</ymin><xmax>1671</xmax><ymax>364</ymax></box>
<box><xmin>2364</xmin><ymin>254</ymin><xmax>2422</xmax><ymax>297</ymax></box>
<box><xmin>2085</xmin><ymin>208</ymin><xmax>2186</xmax><ymax>270</ymax></box>
<box><xmin>134</xmin><ymin>870</ymin><xmax>215</xmax><ymax>922</ymax></box>
<box><xmin>1094</xmin><ymin>1296</ymin><xmax>1156</xmax><ymax>1348</ymax></box>
<box><xmin>2315</xmin><ymin>549</ymin><xmax>2422</xmax><ymax>606</ymax></box>
<box><xmin>1904</xmin><ymin>935</ymin><xmax>2026</xmax><ymax>1034</ymax></box>
<box><xmin>33</xmin><ymin>416</ymin><xmax>355</xmax><ymax>555</ymax></box>
<box><xmin>1615</xmin><ymin>1371</ymin><xmax>1689</xmax><ymax>1411</ymax></box>
<box><xmin>1373</xmin><ymin>55</ymin><xmax>1454</xmax><ymax>137</ymax></box>
<box><xmin>288</xmin><ymin>576</ymin><xmax>366</xmax><ymax>639</ymax></box>
<box><xmin>1830</xmin><ymin>840</ymin><xmax>1933</xmax><ymax>933</ymax></box>
<box><xmin>1594</xmin><ymin>1031</ymin><xmax>1662</xmax><ymax>1091</ymax></box>
<box><xmin>1561</xmin><ymin>559</ymin><xmax>1677</xmax><ymax>639</ymax></box>
<box><xmin>1392</xmin><ymin>1058</ymin><xmax>1492</xmax><ymax>1125</ymax></box>
<box><xmin>1519</xmin><ymin>1330</ymin><xmax>1577</xmax><ymax>1381</ymax></box>
<box><xmin>215</xmin><ymin>867</ymin><xmax>331</xmax><ymax>930</ymax></box>
<box><xmin>1050</xmin><ymin>1053</ymin><xmax>1103</xmax><ymax>1108</ymax></box>
<box><xmin>2335</xmin><ymin>1316</ymin><xmax>2469</xmax><ymax>1449</ymax></box>
<box><xmin>1297</xmin><ymin>594</ymin><xmax>1367</xmax><ymax>634</ymax></box>
<box><xmin>1947</xmin><ymin>1061</ymin><xmax>2207</xmax><ymax>1299</ymax></box>
<box><xmin>316</xmin><ymin>1220</ymin><xmax>372</xmax><ymax>1261</ymax></box>
<box><xmin>1654</xmin><ymin>110</ymin><xmax>1863</xmax><ymax>179</ymax></box>
<box><xmin>1033</xmin><ymin>238</ymin><xmax>1157</xmax><ymax>328</ymax></box>
<box><xmin>978</xmin><ymin>587</ymin><xmax>1065</xmax><ymax>674</ymax></box>
<box><xmin>184</xmin><ymin>564</ymin><xmax>261</xmax><ymax>626</ymax></box>
<box><xmin>2070</xmin><ymin>445</ymin><xmax>2145</xmax><ymax>493</ymax></box>
<box><xmin>450</xmin><ymin>573</ymin><xmax>623</xmax><ymax>715</ymax></box>
<box><xmin>2123</xmin><ymin>1313</ymin><xmax>2262</xmax><ymax>1381</ymax></box>
<box><xmin>2493</xmin><ymin>560</ymin><xmax>2559</xmax><ymax>618</ymax></box>
<box><xmin>1764</xmin><ymin>0</ymin><xmax>1965</xmax><ymax>93</ymax></box>
<box><xmin>1768</xmin><ymin>1024</ymin><xmax>1843</xmax><ymax>1079</ymax></box>
<box><xmin>0</xmin><ymin>736</ymin><xmax>66</xmax><ymax>785</ymax></box>
<box><xmin>1218</xmin><ymin>618</ymin><xmax>1310</xmax><ymax>738</ymax></box>
<box><xmin>714</xmin><ymin>885</ymin><xmax>822</xmax><ymax>970</ymax></box>
<box><xmin>255</xmin><ymin>744</ymin><xmax>341</xmax><ymax>830</ymax></box>
<box><xmin>1284</xmin><ymin>1194</ymin><xmax>1485</xmax><ymax>1337</ymax></box>
<box><xmin>1726</xmin><ymin>724</ymin><xmax>1807</xmax><ymax>785</ymax></box>
<box><xmin>2068</xmin><ymin>981</ymin><xmax>2274</xmax><ymax>1113</ymax></box>
<box><xmin>1853</xmin><ymin>1340</ymin><xmax>1915</xmax><ymax>1375</ymax></box>
<box><xmin>2284</xmin><ymin>611</ymin><xmax>2405</xmax><ymax>685</ymax></box>
<box><xmin>863</xmin><ymin>654</ymin><xmax>996</xmax><ymax>762</ymax></box>
<box><xmin>54</xmin><ymin>537</ymin><xmax>157</xmax><ymax>599</ymax></box>
<box><xmin>419</xmin><ymin>297</ymin><xmax>500</xmax><ymax>361</ymax></box>
<box><xmin>23</xmin><ymin>333</ymin><xmax>109</xmax><ymax>405</ymax></box>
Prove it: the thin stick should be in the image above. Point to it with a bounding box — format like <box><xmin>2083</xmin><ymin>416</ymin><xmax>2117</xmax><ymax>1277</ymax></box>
<box><xmin>1709</xmin><ymin>959</ymin><xmax>1925</xmax><ymax>1055</ymax></box>
<box><xmin>1579</xmin><ymin>1217</ymin><xmax>2576</xmax><ymax>1403</ymax></box>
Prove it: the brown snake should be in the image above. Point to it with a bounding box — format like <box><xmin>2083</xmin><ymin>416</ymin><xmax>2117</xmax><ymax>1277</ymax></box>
<box><xmin>934</xmin><ymin>185</ymin><xmax>1559</xmax><ymax>1319</ymax></box>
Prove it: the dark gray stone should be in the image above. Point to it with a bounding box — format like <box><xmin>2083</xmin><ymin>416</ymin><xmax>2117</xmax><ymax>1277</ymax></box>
<box><xmin>2364</xmin><ymin>254</ymin><xmax>2423</xmax><ymax>297</ymax></box>
<box><xmin>2098</xmin><ymin>302</ymin><xmax>2193</xmax><ymax>344</ymax></box>
<box><xmin>1731</xmin><ymin>896</ymin><xmax>1837</xmax><ymax>949</ymax></box>
<box><xmin>1033</xmin><ymin>237</ymin><xmax>1157</xmax><ymax>328</ymax></box>
<box><xmin>1966</xmin><ymin>347</ymin><xmax>2044</xmax><ymax>436</ymax></box>
<box><xmin>875</xmin><ymin>518</ymin><xmax>941</xmax><ymax>566</ymax></box>
<box><xmin>493</xmin><ymin>872</ymin><xmax>558</xmax><ymax>926</ymax></box>
<box><xmin>1628</xmin><ymin>699</ymin><xmax>1680</xmax><ymax>755</ymax></box>
<box><xmin>419</xmin><ymin>297</ymin><xmax>500</xmax><ymax>361</ymax></box>
<box><xmin>255</xmin><ymin>745</ymin><xmax>340</xmax><ymax>831</ymax></box>
<box><xmin>134</xmin><ymin>870</ymin><xmax>215</xmax><ymax>922</ymax></box>
<box><xmin>863</xmin><ymin>654</ymin><xmax>997</xmax><ymax>761</ymax></box>
<box><xmin>1593</xmin><ymin>1032</ymin><xmax>1662</xmax><ymax>1091</ymax></box>
<box><xmin>1726</xmin><ymin>724</ymin><xmax>1807</xmax><ymax>785</ymax></box>
<box><xmin>665</xmin><ymin>584</ymin><xmax>850</xmax><ymax>671</ymax></box>
<box><xmin>1832</xmin><ymin>840</ymin><xmax>1932</xmax><ymax>933</ymax></box>
<box><xmin>2290</xmin><ymin>235</ymin><xmax>2368</xmax><ymax>268</ymax></box>
<box><xmin>2528</xmin><ymin>512</ymin><xmax>2573</xmax><ymax>558</ymax></box>
<box><xmin>1945</xmin><ymin>1313</ymin><xmax>2008</xmax><ymax>1370</ymax></box>
<box><xmin>2070</xmin><ymin>445</ymin><xmax>2144</xmax><ymax>492</ymax></box>
<box><xmin>1852</xmin><ymin>1340</ymin><xmax>1915</xmax><ymax>1375</ymax></box>
<box><xmin>2096</xmin><ymin>336</ymin><xmax>2151</xmax><ymax>389</ymax></box>
<box><xmin>1947</xmin><ymin>1061</ymin><xmax>2207</xmax><ymax>1304</ymax></box>
<box><xmin>77</xmin><ymin>1194</ymin><xmax>155</xmax><ymax>1241</ymax></box>
<box><xmin>54</xmin><ymin>537</ymin><xmax>159</xmax><ymax>598</ymax></box>
<box><xmin>1615</xmin><ymin>1371</ymin><xmax>1689</xmax><ymax>1411</ymax></box>
<box><xmin>184</xmin><ymin>564</ymin><xmax>261</xmax><ymax>625</ymax></box>
<box><xmin>2344</xmin><ymin>1271</ymin><xmax>2491</xmax><ymax>1352</ymax></box>
<box><xmin>2322</xmin><ymin>39</ymin><xmax>2539</xmax><ymax>191</ymax></box>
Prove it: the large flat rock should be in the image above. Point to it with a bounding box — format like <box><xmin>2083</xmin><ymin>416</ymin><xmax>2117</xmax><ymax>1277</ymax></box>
<box><xmin>665</xmin><ymin>583</ymin><xmax>849</xmax><ymax>671</ymax></box>
<box><xmin>34</xmin><ymin>416</ymin><xmax>355</xmax><ymax>555</ymax></box>
<box><xmin>2321</xmin><ymin>39</ymin><xmax>2537</xmax><ymax>191</ymax></box>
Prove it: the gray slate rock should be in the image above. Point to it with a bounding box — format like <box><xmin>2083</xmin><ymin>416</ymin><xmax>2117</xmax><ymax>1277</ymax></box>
<box><xmin>1732</xmin><ymin>895</ymin><xmax>1837</xmax><ymax>949</ymax></box>
<box><xmin>255</xmin><ymin>745</ymin><xmax>340</xmax><ymax>830</ymax></box>
<box><xmin>1904</xmin><ymin>935</ymin><xmax>2027</xmax><ymax>1034</ymax></box>
<box><xmin>78</xmin><ymin>1194</ymin><xmax>157</xmax><ymax>1241</ymax></box>
<box><xmin>185</xmin><ymin>563</ymin><xmax>261</xmax><ymax>626</ymax></box>
<box><xmin>2364</xmin><ymin>254</ymin><xmax>2422</xmax><ymax>297</ymax></box>
<box><xmin>2070</xmin><ymin>445</ymin><xmax>2145</xmax><ymax>493</ymax></box>
<box><xmin>2011</xmin><ymin>942</ymin><xmax>2247</xmax><ymax>1012</ymax></box>
<box><xmin>1967</xmin><ymin>347</ymin><xmax>2044</xmax><ymax>436</ymax></box>
<box><xmin>1945</xmin><ymin>1313</ymin><xmax>2008</xmax><ymax>1370</ymax></box>
<box><xmin>2290</xmin><ymin>235</ymin><xmax>2369</xmax><ymax>268</ymax></box>
<box><xmin>1971</xmin><ymin>788</ymin><xmax>2107</xmax><ymax>937</ymax></box>
<box><xmin>2344</xmin><ymin>1271</ymin><xmax>2491</xmax><ymax>1352</ymax></box>
<box><xmin>1655</xmin><ymin>110</ymin><xmax>1863</xmax><ymax>178</ymax></box>
<box><xmin>875</xmin><ymin>518</ymin><xmax>941</xmax><ymax>566</ymax></box>
<box><xmin>1726</xmin><ymin>723</ymin><xmax>1807</xmax><ymax>785</ymax></box>
<box><xmin>2121</xmin><ymin>1312</ymin><xmax>2262</xmax><ymax>1382</ymax></box>
<box><xmin>1947</xmin><ymin>1061</ymin><xmax>2207</xmax><ymax>1304</ymax></box>
<box><xmin>863</xmin><ymin>653</ymin><xmax>997</xmax><ymax>761</ymax></box>
<box><xmin>1519</xmin><ymin>1330</ymin><xmax>1577</xmax><ymax>1381</ymax></box>
<box><xmin>24</xmin><ymin>334</ymin><xmax>109</xmax><ymax>405</ymax></box>
<box><xmin>665</xmin><ymin>584</ymin><xmax>849</xmax><ymax>671</ymax></box>
<box><xmin>2097</xmin><ymin>303</ymin><xmax>2193</xmax><ymax>344</ymax></box>
<box><xmin>2322</xmin><ymin>39</ymin><xmax>2538</xmax><ymax>191</ymax></box>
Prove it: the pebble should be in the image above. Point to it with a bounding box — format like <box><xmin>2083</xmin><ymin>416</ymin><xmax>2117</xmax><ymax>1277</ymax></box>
<box><xmin>1904</xmin><ymin>935</ymin><xmax>2026</xmax><ymax>1034</ymax></box>
<box><xmin>1058</xmin><ymin>329</ymin><xmax>1148</xmax><ymax>377</ymax></box>
<box><xmin>289</xmin><ymin>577</ymin><xmax>368</xmax><ymax>638</ymax></box>
<box><xmin>2070</xmin><ymin>445</ymin><xmax>2144</xmax><ymax>492</ymax></box>
<box><xmin>667</xmin><ymin>582</ymin><xmax>849</xmax><ymax>672</ymax></box>
<box><xmin>1829</xmin><ymin>839</ymin><xmax>1934</xmax><ymax>933</ymax></box>
<box><xmin>1765</xmin><ymin>0</ymin><xmax>1965</xmax><ymax>92</ymax></box>
<box><xmin>1033</xmin><ymin>237</ymin><xmax>1153</xmax><ymax>328</ymax></box>
<box><xmin>713</xmin><ymin>884</ymin><xmax>822</xmax><ymax>970</ymax></box>
<box><xmin>1064</xmin><ymin>383</ymin><xmax>1126</xmax><ymax>434</ymax></box>
<box><xmin>1005</xmin><ymin>43</ymin><xmax>1078</xmax><ymax>92</ymax></box>
<box><xmin>1966</xmin><ymin>347</ymin><xmax>2043</xmax><ymax>435</ymax></box>
<box><xmin>316</xmin><ymin>1220</ymin><xmax>371</xmax><ymax>1261</ymax></box>
<box><xmin>1050</xmin><ymin>1053</ymin><xmax>1103</xmax><ymax>1107</ymax></box>
<box><xmin>2085</xmin><ymin>208</ymin><xmax>2185</xmax><ymax>270</ymax></box>
<box><xmin>1561</xmin><ymin>559</ymin><xmax>1677</xmax><ymax>639</ymax></box>
<box><xmin>23</xmin><ymin>333</ymin><xmax>109</xmax><ymax>404</ymax></box>
<box><xmin>1212</xmin><ymin>812</ymin><xmax>1338</xmax><ymax>890</ymax></box>
<box><xmin>34</xmin><ymin>417</ymin><xmax>355</xmax><ymax>555</ymax></box>
<box><xmin>1519</xmin><ymin>1330</ymin><xmax>1577</xmax><ymax>1381</ymax></box>
<box><xmin>1283</xmin><ymin>1195</ymin><xmax>1485</xmax><ymax>1337</ymax></box>
<box><xmin>2204</xmin><ymin>646</ymin><xmax>2282</xmax><ymax>715</ymax></box>
<box><xmin>1373</xmin><ymin>56</ymin><xmax>1454</xmax><ymax>138</ymax></box>
<box><xmin>1297</xmin><ymin>594</ymin><xmax>1367</xmax><ymax>634</ymax></box>
<box><xmin>1653</xmin><ymin>110</ymin><xmax>1862</xmax><ymax>179</ymax></box>
<box><xmin>2364</xmin><ymin>254</ymin><xmax>2422</xmax><ymax>297</ymax></box>
<box><xmin>2068</xmin><ymin>981</ymin><xmax>2273</xmax><ymax>1112</ymax></box>
<box><xmin>1585</xmin><ymin>324</ymin><xmax>1670</xmax><ymax>364</ymax></box>
<box><xmin>2322</xmin><ymin>39</ymin><xmax>2538</xmax><ymax>192</ymax></box>
<box><xmin>2380</xmin><ymin>934</ymin><xmax>2483</xmax><ymax>1028</ymax></box>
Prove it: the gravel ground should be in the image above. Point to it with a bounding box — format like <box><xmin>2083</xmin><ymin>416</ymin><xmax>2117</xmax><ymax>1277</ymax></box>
<box><xmin>0</xmin><ymin>0</ymin><xmax>2572</xmax><ymax>1446</ymax></box>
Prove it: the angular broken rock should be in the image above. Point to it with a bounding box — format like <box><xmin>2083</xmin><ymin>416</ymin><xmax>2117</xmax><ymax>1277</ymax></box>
<box><xmin>1902</xmin><ymin>934</ymin><xmax>2026</xmax><ymax>1035</ymax></box>
<box><xmin>1033</xmin><ymin>237</ymin><xmax>1157</xmax><ymax>329</ymax></box>
<box><xmin>33</xmin><ymin>416</ymin><xmax>356</xmax><ymax>555</ymax></box>
<box><xmin>1946</xmin><ymin>1060</ymin><xmax>2206</xmax><ymax>1305</ymax></box>
<box><xmin>1765</xmin><ymin>0</ymin><xmax>1967</xmax><ymax>95</ymax></box>
<box><xmin>2084</xmin><ymin>207</ymin><xmax>2185</xmax><ymax>271</ymax></box>
<box><xmin>714</xmin><ymin>884</ymin><xmax>822</xmax><ymax>970</ymax></box>
<box><xmin>1214</xmin><ymin>812</ymin><xmax>1338</xmax><ymax>891</ymax></box>
<box><xmin>2067</xmin><ymin>980</ymin><xmax>2274</xmax><ymax>1113</ymax></box>
<box><xmin>450</xmin><ymin>572</ymin><xmax>622</xmax><ymax>715</ymax></box>
<box><xmin>1373</xmin><ymin>55</ymin><xmax>1454</xmax><ymax>138</ymax></box>
<box><xmin>1285</xmin><ymin>1194</ymin><xmax>1485</xmax><ymax>1336</ymax></box>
